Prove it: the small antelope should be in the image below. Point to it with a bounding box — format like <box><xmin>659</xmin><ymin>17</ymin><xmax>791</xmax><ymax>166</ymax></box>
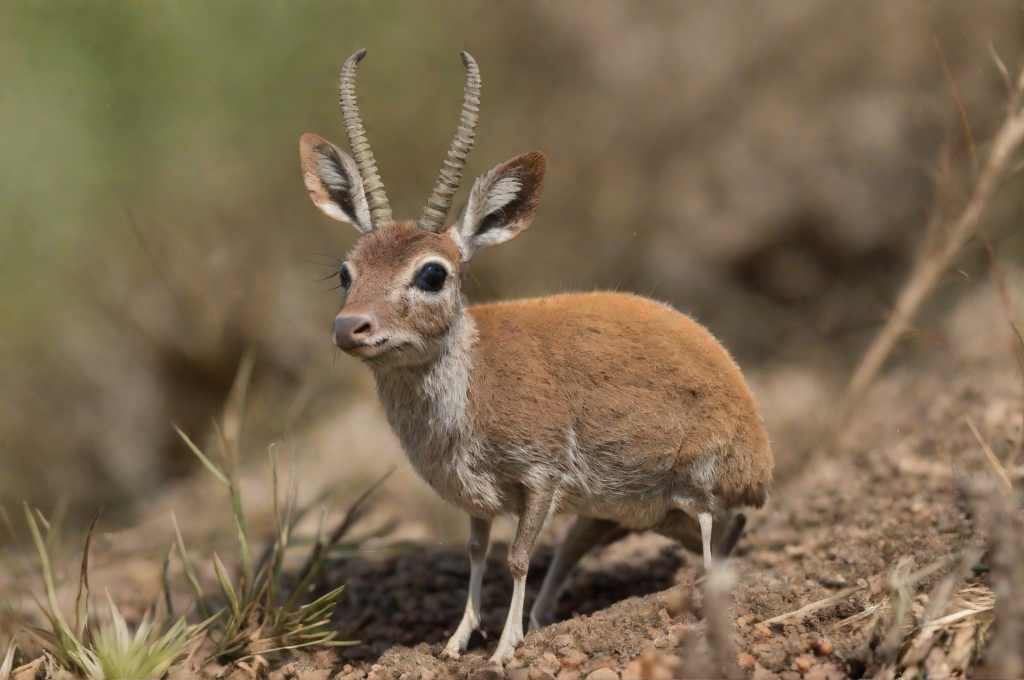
<box><xmin>299</xmin><ymin>49</ymin><xmax>773</xmax><ymax>665</ymax></box>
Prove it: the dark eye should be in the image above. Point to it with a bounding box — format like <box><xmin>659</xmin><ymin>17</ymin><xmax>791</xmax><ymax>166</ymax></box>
<box><xmin>339</xmin><ymin>265</ymin><xmax>352</xmax><ymax>289</ymax></box>
<box><xmin>414</xmin><ymin>263</ymin><xmax>447</xmax><ymax>292</ymax></box>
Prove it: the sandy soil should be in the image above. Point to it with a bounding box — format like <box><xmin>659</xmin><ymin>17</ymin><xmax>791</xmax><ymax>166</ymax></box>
<box><xmin>5</xmin><ymin>310</ymin><xmax>1024</xmax><ymax>680</ymax></box>
<box><xmin>134</xmin><ymin>354</ymin><xmax>1018</xmax><ymax>680</ymax></box>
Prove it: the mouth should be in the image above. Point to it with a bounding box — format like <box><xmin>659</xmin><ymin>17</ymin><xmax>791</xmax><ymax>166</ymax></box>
<box><xmin>342</xmin><ymin>336</ymin><xmax>406</xmax><ymax>358</ymax></box>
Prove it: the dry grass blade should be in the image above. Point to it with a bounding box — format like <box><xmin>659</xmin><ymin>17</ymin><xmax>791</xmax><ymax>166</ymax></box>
<box><xmin>174</xmin><ymin>425</ymin><xmax>229</xmax><ymax>487</ymax></box>
<box><xmin>73</xmin><ymin>510</ymin><xmax>102</xmax><ymax>641</ymax></box>
<box><xmin>964</xmin><ymin>413</ymin><xmax>1013</xmax><ymax>491</ymax></box>
<box><xmin>840</xmin><ymin>53</ymin><xmax>1024</xmax><ymax>429</ymax></box>
<box><xmin>934</xmin><ymin>37</ymin><xmax>978</xmax><ymax>176</ymax></box>
<box><xmin>878</xmin><ymin>558</ymin><xmax>914</xmax><ymax>661</ymax></box>
<box><xmin>989</xmin><ymin>43</ymin><xmax>1014</xmax><ymax>105</ymax></box>
<box><xmin>171</xmin><ymin>511</ymin><xmax>213</xmax><ymax>620</ymax></box>
<box><xmin>981</xmin><ymin>233</ymin><xmax>1024</xmax><ymax>467</ymax></box>
<box><xmin>162</xmin><ymin>544</ymin><xmax>175</xmax><ymax>620</ymax></box>
<box><xmin>23</xmin><ymin>505</ymin><xmax>74</xmax><ymax>651</ymax></box>
<box><xmin>763</xmin><ymin>587</ymin><xmax>859</xmax><ymax>626</ymax></box>
<box><xmin>1</xmin><ymin>641</ymin><xmax>15</xmax><ymax>680</ymax></box>
<box><xmin>897</xmin><ymin>584</ymin><xmax>994</xmax><ymax>676</ymax></box>
<box><xmin>171</xmin><ymin>356</ymin><xmax>375</xmax><ymax>661</ymax></box>
<box><xmin>212</xmin><ymin>553</ymin><xmax>240</xmax><ymax>619</ymax></box>
<box><xmin>289</xmin><ymin>468</ymin><xmax>394</xmax><ymax>608</ymax></box>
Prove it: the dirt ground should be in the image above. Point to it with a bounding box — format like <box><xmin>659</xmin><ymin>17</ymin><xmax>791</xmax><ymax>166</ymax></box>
<box><xmin>5</xmin><ymin>282</ymin><xmax>1024</xmax><ymax>680</ymax></box>
<box><xmin>269</xmin><ymin>364</ymin><xmax>1007</xmax><ymax>680</ymax></box>
<box><xmin>128</xmin><ymin>351</ymin><xmax>1016</xmax><ymax>679</ymax></box>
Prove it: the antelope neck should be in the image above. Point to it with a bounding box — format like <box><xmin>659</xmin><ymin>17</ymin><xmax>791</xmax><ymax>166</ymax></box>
<box><xmin>371</xmin><ymin>309</ymin><xmax>478</xmax><ymax>437</ymax></box>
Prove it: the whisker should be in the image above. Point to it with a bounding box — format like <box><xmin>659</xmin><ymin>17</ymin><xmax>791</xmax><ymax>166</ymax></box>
<box><xmin>301</xmin><ymin>252</ymin><xmax>346</xmax><ymax>267</ymax></box>
<box><xmin>314</xmin><ymin>270</ymin><xmax>341</xmax><ymax>283</ymax></box>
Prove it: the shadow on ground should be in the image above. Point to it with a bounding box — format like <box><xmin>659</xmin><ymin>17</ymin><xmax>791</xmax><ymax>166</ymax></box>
<box><xmin>330</xmin><ymin>540</ymin><xmax>688</xmax><ymax>663</ymax></box>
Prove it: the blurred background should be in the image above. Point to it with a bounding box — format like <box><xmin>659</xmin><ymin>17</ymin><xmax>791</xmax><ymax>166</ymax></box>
<box><xmin>2</xmin><ymin>2</ymin><xmax>1024</xmax><ymax>540</ymax></box>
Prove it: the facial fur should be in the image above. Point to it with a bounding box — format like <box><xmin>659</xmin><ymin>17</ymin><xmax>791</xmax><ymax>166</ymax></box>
<box><xmin>337</xmin><ymin>222</ymin><xmax>465</xmax><ymax>367</ymax></box>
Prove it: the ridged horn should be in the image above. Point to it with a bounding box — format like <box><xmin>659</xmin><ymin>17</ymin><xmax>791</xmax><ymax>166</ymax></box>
<box><xmin>339</xmin><ymin>48</ymin><xmax>392</xmax><ymax>227</ymax></box>
<box><xmin>419</xmin><ymin>51</ymin><xmax>481</xmax><ymax>233</ymax></box>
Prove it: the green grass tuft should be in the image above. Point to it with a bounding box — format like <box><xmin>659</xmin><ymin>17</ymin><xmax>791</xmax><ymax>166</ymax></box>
<box><xmin>169</xmin><ymin>352</ymin><xmax>387</xmax><ymax>661</ymax></box>
<box><xmin>17</xmin><ymin>506</ymin><xmax>201</xmax><ymax>679</ymax></box>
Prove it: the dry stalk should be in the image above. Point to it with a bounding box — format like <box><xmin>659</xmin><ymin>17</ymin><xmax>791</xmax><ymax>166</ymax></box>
<box><xmin>763</xmin><ymin>586</ymin><xmax>859</xmax><ymax>626</ymax></box>
<box><xmin>981</xmin><ymin>233</ymin><xmax>1024</xmax><ymax>468</ymax></box>
<box><xmin>702</xmin><ymin>564</ymin><xmax>742</xmax><ymax>680</ymax></box>
<box><xmin>964</xmin><ymin>413</ymin><xmax>1014</xmax><ymax>492</ymax></box>
<box><xmin>840</xmin><ymin>53</ymin><xmax>1024</xmax><ymax>429</ymax></box>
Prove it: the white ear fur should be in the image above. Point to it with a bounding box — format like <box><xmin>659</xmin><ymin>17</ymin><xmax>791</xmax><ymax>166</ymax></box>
<box><xmin>451</xmin><ymin>151</ymin><xmax>546</xmax><ymax>261</ymax></box>
<box><xmin>299</xmin><ymin>133</ymin><xmax>373</xmax><ymax>234</ymax></box>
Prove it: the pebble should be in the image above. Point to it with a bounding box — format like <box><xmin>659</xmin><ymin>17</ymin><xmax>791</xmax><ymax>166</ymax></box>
<box><xmin>664</xmin><ymin>588</ymin><xmax>690</xmax><ymax>618</ymax></box>
<box><xmin>793</xmin><ymin>653</ymin><xmax>814</xmax><ymax>672</ymax></box>
<box><xmin>620</xmin><ymin>660</ymin><xmax>645</xmax><ymax>680</ymax></box>
<box><xmin>560</xmin><ymin>648</ymin><xmax>588</xmax><ymax>668</ymax></box>
<box><xmin>737</xmin><ymin>652</ymin><xmax>757</xmax><ymax>670</ymax></box>
<box><xmin>585</xmin><ymin>669</ymin><xmax>620</xmax><ymax>680</ymax></box>
<box><xmin>552</xmin><ymin>634</ymin><xmax>575</xmax><ymax>648</ymax></box>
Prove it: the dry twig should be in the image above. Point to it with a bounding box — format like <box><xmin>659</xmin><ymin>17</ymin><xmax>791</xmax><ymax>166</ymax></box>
<box><xmin>964</xmin><ymin>413</ymin><xmax>1014</xmax><ymax>492</ymax></box>
<box><xmin>840</xmin><ymin>51</ymin><xmax>1024</xmax><ymax>428</ymax></box>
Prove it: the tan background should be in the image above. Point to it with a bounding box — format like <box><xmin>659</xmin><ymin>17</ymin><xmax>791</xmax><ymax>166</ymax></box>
<box><xmin>1</xmin><ymin>2</ymin><xmax>1023</xmax><ymax>543</ymax></box>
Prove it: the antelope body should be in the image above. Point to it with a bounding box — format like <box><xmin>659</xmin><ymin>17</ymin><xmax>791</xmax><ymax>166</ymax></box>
<box><xmin>299</xmin><ymin>49</ymin><xmax>773</xmax><ymax>665</ymax></box>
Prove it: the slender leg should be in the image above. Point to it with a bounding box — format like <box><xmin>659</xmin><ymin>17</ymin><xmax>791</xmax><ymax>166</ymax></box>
<box><xmin>698</xmin><ymin>512</ymin><xmax>713</xmax><ymax>570</ymax></box>
<box><xmin>490</xmin><ymin>492</ymin><xmax>554</xmax><ymax>665</ymax></box>
<box><xmin>441</xmin><ymin>516</ymin><xmax>492</xmax><ymax>660</ymax></box>
<box><xmin>653</xmin><ymin>510</ymin><xmax>747</xmax><ymax>559</ymax></box>
<box><xmin>714</xmin><ymin>512</ymin><xmax>746</xmax><ymax>559</ymax></box>
<box><xmin>529</xmin><ymin>515</ymin><xmax>619</xmax><ymax>631</ymax></box>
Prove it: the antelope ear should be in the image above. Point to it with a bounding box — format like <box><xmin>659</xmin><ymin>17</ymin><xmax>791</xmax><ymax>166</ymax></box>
<box><xmin>450</xmin><ymin>151</ymin><xmax>545</xmax><ymax>261</ymax></box>
<box><xmin>299</xmin><ymin>133</ymin><xmax>373</xmax><ymax>233</ymax></box>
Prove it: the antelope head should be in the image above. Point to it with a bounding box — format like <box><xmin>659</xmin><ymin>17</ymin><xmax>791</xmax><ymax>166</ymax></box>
<box><xmin>300</xmin><ymin>49</ymin><xmax>546</xmax><ymax>368</ymax></box>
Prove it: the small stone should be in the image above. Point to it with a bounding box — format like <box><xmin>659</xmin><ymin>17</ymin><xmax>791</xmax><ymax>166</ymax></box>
<box><xmin>737</xmin><ymin>652</ymin><xmax>757</xmax><ymax>670</ymax></box>
<box><xmin>12</xmin><ymin>659</ymin><xmax>44</xmax><ymax>680</ymax></box>
<box><xmin>528</xmin><ymin>669</ymin><xmax>556</xmax><ymax>680</ymax></box>
<box><xmin>560</xmin><ymin>648</ymin><xmax>588</xmax><ymax>668</ymax></box>
<box><xmin>535</xmin><ymin>652</ymin><xmax>561</xmax><ymax>675</ymax></box>
<box><xmin>508</xmin><ymin>670</ymin><xmax>530</xmax><ymax>680</ymax></box>
<box><xmin>804</xmin><ymin>664</ymin><xmax>844</xmax><ymax>680</ymax></box>
<box><xmin>754</xmin><ymin>623</ymin><xmax>772</xmax><ymax>638</ymax></box>
<box><xmin>555</xmin><ymin>671</ymin><xmax>581</xmax><ymax>680</ymax></box>
<box><xmin>665</xmin><ymin>588</ymin><xmax>691</xmax><ymax>618</ymax></box>
<box><xmin>814</xmin><ymin>637</ymin><xmax>834</xmax><ymax>656</ymax></box>
<box><xmin>552</xmin><ymin>634</ymin><xmax>575</xmax><ymax>648</ymax></box>
<box><xmin>793</xmin><ymin>654</ymin><xmax>814</xmax><ymax>672</ymax></box>
<box><xmin>585</xmin><ymin>669</ymin><xmax>620</xmax><ymax>680</ymax></box>
<box><xmin>620</xmin><ymin>660</ymin><xmax>645</xmax><ymax>680</ymax></box>
<box><xmin>473</xmin><ymin>669</ymin><xmax>506</xmax><ymax>680</ymax></box>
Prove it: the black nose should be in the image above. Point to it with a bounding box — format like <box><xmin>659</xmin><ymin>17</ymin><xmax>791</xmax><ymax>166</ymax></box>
<box><xmin>334</xmin><ymin>313</ymin><xmax>374</xmax><ymax>350</ymax></box>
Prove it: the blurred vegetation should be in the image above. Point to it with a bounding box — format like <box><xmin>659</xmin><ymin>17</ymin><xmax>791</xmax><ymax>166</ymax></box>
<box><xmin>1</xmin><ymin>2</ymin><xmax>1023</xmax><ymax>519</ymax></box>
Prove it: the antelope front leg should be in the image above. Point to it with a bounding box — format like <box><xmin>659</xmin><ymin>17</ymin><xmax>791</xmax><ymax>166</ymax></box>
<box><xmin>490</xmin><ymin>491</ymin><xmax>554</xmax><ymax>666</ymax></box>
<box><xmin>441</xmin><ymin>516</ymin><xmax>492</xmax><ymax>660</ymax></box>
